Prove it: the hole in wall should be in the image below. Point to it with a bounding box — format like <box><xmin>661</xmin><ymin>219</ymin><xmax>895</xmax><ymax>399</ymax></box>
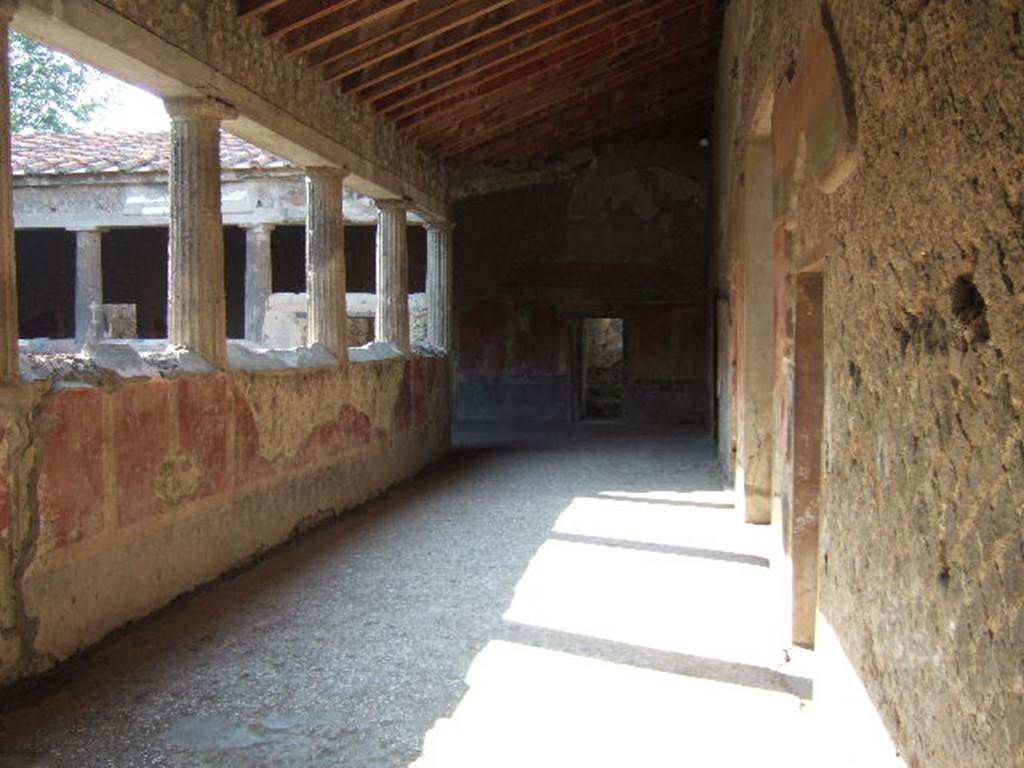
<box><xmin>949</xmin><ymin>275</ymin><xmax>990</xmax><ymax>345</ymax></box>
<box><xmin>847</xmin><ymin>360</ymin><xmax>862</xmax><ymax>389</ymax></box>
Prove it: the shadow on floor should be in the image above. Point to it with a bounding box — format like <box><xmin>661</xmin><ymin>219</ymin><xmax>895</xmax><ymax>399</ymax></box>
<box><xmin>0</xmin><ymin>421</ymin><xmax>806</xmax><ymax>768</ymax></box>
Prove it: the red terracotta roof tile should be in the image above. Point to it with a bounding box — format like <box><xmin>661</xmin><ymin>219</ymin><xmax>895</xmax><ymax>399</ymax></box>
<box><xmin>11</xmin><ymin>131</ymin><xmax>292</xmax><ymax>176</ymax></box>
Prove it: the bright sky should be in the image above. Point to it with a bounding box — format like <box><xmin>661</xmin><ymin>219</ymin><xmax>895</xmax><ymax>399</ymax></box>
<box><xmin>82</xmin><ymin>74</ymin><xmax>169</xmax><ymax>133</ymax></box>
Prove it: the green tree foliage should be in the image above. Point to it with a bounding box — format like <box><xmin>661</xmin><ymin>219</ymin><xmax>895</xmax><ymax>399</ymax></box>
<box><xmin>9</xmin><ymin>31</ymin><xmax>98</xmax><ymax>133</ymax></box>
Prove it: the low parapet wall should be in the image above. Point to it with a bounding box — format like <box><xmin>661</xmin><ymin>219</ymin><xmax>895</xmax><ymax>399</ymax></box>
<box><xmin>0</xmin><ymin>355</ymin><xmax>451</xmax><ymax>685</ymax></box>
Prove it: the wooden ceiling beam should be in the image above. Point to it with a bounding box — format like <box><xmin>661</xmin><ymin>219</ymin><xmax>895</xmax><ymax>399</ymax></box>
<box><xmin>455</xmin><ymin>89</ymin><xmax>712</xmax><ymax>164</ymax></box>
<box><xmin>262</xmin><ymin>0</ymin><xmax>362</xmax><ymax>38</ymax></box>
<box><xmin>405</xmin><ymin>32</ymin><xmax>711</xmax><ymax>142</ymax></box>
<box><xmin>335</xmin><ymin>0</ymin><xmax>642</xmax><ymax>96</ymax></box>
<box><xmin>396</xmin><ymin>26</ymin><xmax>672</xmax><ymax>130</ymax></box>
<box><xmin>363</xmin><ymin>0</ymin><xmax>700</xmax><ymax>113</ymax></box>
<box><xmin>390</xmin><ymin>6</ymin><xmax>705</xmax><ymax>128</ymax></box>
<box><xmin>326</xmin><ymin>0</ymin><xmax>578</xmax><ymax>89</ymax></box>
<box><xmin>463</xmin><ymin>102</ymin><xmax>711</xmax><ymax>163</ymax></box>
<box><xmin>281</xmin><ymin>0</ymin><xmax>420</xmax><ymax>56</ymax></box>
<box><xmin>309</xmin><ymin>0</ymin><xmax>515</xmax><ymax>71</ymax></box>
<box><xmin>436</xmin><ymin>58</ymin><xmax>710</xmax><ymax>158</ymax></box>
<box><xmin>418</xmin><ymin>41</ymin><xmax>711</xmax><ymax>146</ymax></box>
<box><xmin>237</xmin><ymin>0</ymin><xmax>292</xmax><ymax>19</ymax></box>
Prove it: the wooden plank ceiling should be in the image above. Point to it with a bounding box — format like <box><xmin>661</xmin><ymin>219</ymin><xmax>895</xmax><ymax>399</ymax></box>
<box><xmin>238</xmin><ymin>0</ymin><xmax>723</xmax><ymax>165</ymax></box>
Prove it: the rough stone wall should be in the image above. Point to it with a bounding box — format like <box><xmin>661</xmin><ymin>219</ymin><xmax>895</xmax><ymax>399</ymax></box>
<box><xmin>715</xmin><ymin>2</ymin><xmax>1023</xmax><ymax>766</ymax></box>
<box><xmin>454</xmin><ymin>139</ymin><xmax>712</xmax><ymax>423</ymax></box>
<box><xmin>0</xmin><ymin>357</ymin><xmax>450</xmax><ymax>685</ymax></box>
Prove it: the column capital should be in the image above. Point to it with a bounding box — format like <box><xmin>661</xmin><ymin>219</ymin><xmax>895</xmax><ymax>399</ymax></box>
<box><xmin>67</xmin><ymin>226</ymin><xmax>108</xmax><ymax>235</ymax></box>
<box><xmin>375</xmin><ymin>198</ymin><xmax>411</xmax><ymax>213</ymax></box>
<box><xmin>425</xmin><ymin>220</ymin><xmax>455</xmax><ymax>233</ymax></box>
<box><xmin>0</xmin><ymin>1</ymin><xmax>18</xmax><ymax>24</ymax></box>
<box><xmin>164</xmin><ymin>96</ymin><xmax>238</xmax><ymax>122</ymax></box>
<box><xmin>305</xmin><ymin>165</ymin><xmax>349</xmax><ymax>180</ymax></box>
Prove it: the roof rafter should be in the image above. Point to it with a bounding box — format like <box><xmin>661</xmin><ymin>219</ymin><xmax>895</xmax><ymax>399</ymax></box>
<box><xmin>336</xmin><ymin>0</ymin><xmax>628</xmax><ymax>94</ymax></box>
<box><xmin>390</xmin><ymin>4</ymin><xmax>706</xmax><ymax>128</ymax></box>
<box><xmin>234</xmin><ymin>0</ymin><xmax>724</xmax><ymax>165</ymax></box>
<box><xmin>359</xmin><ymin>0</ymin><xmax>699</xmax><ymax>113</ymax></box>
<box><xmin>261</xmin><ymin>0</ymin><xmax>362</xmax><ymax>38</ymax></box>
<box><xmin>281</xmin><ymin>0</ymin><xmax>421</xmax><ymax>56</ymax></box>
<box><xmin>453</xmin><ymin>88</ymin><xmax>712</xmax><ymax>164</ymax></box>
<box><xmin>238</xmin><ymin>0</ymin><xmax>291</xmax><ymax>19</ymax></box>
<box><xmin>406</xmin><ymin>33</ymin><xmax>711</xmax><ymax>144</ymax></box>
<box><xmin>437</xmin><ymin>55</ymin><xmax>711</xmax><ymax>157</ymax></box>
<box><xmin>309</xmin><ymin>0</ymin><xmax>516</xmax><ymax>71</ymax></box>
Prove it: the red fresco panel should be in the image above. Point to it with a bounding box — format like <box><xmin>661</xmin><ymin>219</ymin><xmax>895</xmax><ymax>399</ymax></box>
<box><xmin>115</xmin><ymin>380</ymin><xmax>173</xmax><ymax>526</ymax></box>
<box><xmin>178</xmin><ymin>376</ymin><xmax>229</xmax><ymax>499</ymax></box>
<box><xmin>458</xmin><ymin>302</ymin><xmax>508</xmax><ymax>375</ymax></box>
<box><xmin>511</xmin><ymin>303</ymin><xmax>566</xmax><ymax>374</ymax></box>
<box><xmin>37</xmin><ymin>389</ymin><xmax>106</xmax><ymax>549</ymax></box>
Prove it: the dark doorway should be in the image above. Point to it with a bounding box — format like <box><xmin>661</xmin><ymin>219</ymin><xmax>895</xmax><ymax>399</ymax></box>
<box><xmin>102</xmin><ymin>227</ymin><xmax>168</xmax><ymax>339</ymax></box>
<box><xmin>224</xmin><ymin>226</ymin><xmax>246</xmax><ymax>339</ymax></box>
<box><xmin>15</xmin><ymin>229</ymin><xmax>76</xmax><ymax>339</ymax></box>
<box><xmin>581</xmin><ymin>318</ymin><xmax>625</xmax><ymax>419</ymax></box>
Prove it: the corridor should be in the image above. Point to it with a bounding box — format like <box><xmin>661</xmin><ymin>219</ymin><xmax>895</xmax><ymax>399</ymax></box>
<box><xmin>0</xmin><ymin>423</ymin><xmax>811</xmax><ymax>767</ymax></box>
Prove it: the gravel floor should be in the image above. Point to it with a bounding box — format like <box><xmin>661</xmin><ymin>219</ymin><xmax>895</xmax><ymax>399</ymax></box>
<box><xmin>0</xmin><ymin>421</ymin><xmax>811</xmax><ymax>767</ymax></box>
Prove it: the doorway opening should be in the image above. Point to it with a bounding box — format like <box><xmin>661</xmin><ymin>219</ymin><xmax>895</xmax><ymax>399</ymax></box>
<box><xmin>581</xmin><ymin>318</ymin><xmax>624</xmax><ymax>420</ymax></box>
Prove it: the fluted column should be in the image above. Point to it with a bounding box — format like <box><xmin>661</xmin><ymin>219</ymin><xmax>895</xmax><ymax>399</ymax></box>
<box><xmin>73</xmin><ymin>229</ymin><xmax>103</xmax><ymax>347</ymax></box>
<box><xmin>244</xmin><ymin>223</ymin><xmax>273</xmax><ymax>343</ymax></box>
<box><xmin>375</xmin><ymin>200</ymin><xmax>409</xmax><ymax>352</ymax></box>
<box><xmin>0</xmin><ymin>10</ymin><xmax>17</xmax><ymax>384</ymax></box>
<box><xmin>306</xmin><ymin>168</ymin><xmax>348</xmax><ymax>361</ymax></box>
<box><xmin>164</xmin><ymin>97</ymin><xmax>236</xmax><ymax>367</ymax></box>
<box><xmin>426</xmin><ymin>221</ymin><xmax>454</xmax><ymax>352</ymax></box>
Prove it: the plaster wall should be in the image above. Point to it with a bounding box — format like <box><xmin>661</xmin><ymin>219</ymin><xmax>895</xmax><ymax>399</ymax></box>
<box><xmin>714</xmin><ymin>2</ymin><xmax>1023</xmax><ymax>766</ymax></box>
<box><xmin>13</xmin><ymin>173</ymin><xmax>424</xmax><ymax>230</ymax></box>
<box><xmin>454</xmin><ymin>140</ymin><xmax>712</xmax><ymax>423</ymax></box>
<box><xmin>0</xmin><ymin>356</ymin><xmax>451</xmax><ymax>685</ymax></box>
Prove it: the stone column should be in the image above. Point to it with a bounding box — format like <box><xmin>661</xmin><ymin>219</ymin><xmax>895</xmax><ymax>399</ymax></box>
<box><xmin>164</xmin><ymin>97</ymin><xmax>237</xmax><ymax>367</ymax></box>
<box><xmin>73</xmin><ymin>229</ymin><xmax>103</xmax><ymax>347</ymax></box>
<box><xmin>426</xmin><ymin>221</ymin><xmax>454</xmax><ymax>352</ymax></box>
<box><xmin>305</xmin><ymin>168</ymin><xmax>348</xmax><ymax>360</ymax></box>
<box><xmin>244</xmin><ymin>224</ymin><xmax>273</xmax><ymax>344</ymax></box>
<box><xmin>0</xmin><ymin>11</ymin><xmax>17</xmax><ymax>384</ymax></box>
<box><xmin>375</xmin><ymin>200</ymin><xmax>410</xmax><ymax>352</ymax></box>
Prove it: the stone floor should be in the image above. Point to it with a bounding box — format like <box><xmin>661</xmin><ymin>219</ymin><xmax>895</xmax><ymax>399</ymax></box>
<box><xmin>0</xmin><ymin>422</ymin><xmax>814</xmax><ymax>767</ymax></box>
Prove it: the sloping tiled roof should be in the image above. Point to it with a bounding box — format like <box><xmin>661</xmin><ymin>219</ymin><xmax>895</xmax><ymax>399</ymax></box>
<box><xmin>11</xmin><ymin>132</ymin><xmax>292</xmax><ymax>176</ymax></box>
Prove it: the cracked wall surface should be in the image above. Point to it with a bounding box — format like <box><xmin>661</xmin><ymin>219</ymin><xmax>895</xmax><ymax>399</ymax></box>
<box><xmin>715</xmin><ymin>2</ymin><xmax>1023</xmax><ymax>766</ymax></box>
<box><xmin>0</xmin><ymin>357</ymin><xmax>450</xmax><ymax>684</ymax></box>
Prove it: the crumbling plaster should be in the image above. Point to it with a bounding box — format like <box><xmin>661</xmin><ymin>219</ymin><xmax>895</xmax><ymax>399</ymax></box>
<box><xmin>0</xmin><ymin>356</ymin><xmax>451</xmax><ymax>684</ymax></box>
<box><xmin>715</xmin><ymin>2</ymin><xmax>1023</xmax><ymax>766</ymax></box>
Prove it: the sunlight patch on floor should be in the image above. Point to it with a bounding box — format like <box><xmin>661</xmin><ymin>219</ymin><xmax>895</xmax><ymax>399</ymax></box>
<box><xmin>554</xmin><ymin>495</ymin><xmax>770</xmax><ymax>559</ymax></box>
<box><xmin>596</xmin><ymin>489</ymin><xmax>738</xmax><ymax>506</ymax></box>
<box><xmin>411</xmin><ymin>639</ymin><xmax>805</xmax><ymax>768</ymax></box>
<box><xmin>503</xmin><ymin>538</ymin><xmax>781</xmax><ymax>668</ymax></box>
<box><xmin>412</xmin><ymin>488</ymin><xmax>807</xmax><ymax>767</ymax></box>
